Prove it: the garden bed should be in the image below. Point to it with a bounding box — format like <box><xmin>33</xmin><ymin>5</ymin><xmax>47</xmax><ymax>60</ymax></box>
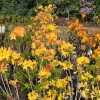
<box><xmin>54</xmin><ymin>17</ymin><xmax>100</xmax><ymax>28</ymax></box>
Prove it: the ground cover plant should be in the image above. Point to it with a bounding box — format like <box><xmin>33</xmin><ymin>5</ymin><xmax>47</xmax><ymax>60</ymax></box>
<box><xmin>0</xmin><ymin>4</ymin><xmax>100</xmax><ymax>100</ymax></box>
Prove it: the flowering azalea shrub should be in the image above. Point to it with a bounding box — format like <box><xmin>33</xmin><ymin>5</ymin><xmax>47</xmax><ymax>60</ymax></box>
<box><xmin>67</xmin><ymin>19</ymin><xmax>100</xmax><ymax>100</ymax></box>
<box><xmin>0</xmin><ymin>4</ymin><xmax>100</xmax><ymax>100</ymax></box>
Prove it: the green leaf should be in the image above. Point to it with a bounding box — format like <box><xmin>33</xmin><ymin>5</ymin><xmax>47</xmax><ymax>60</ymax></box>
<box><xmin>34</xmin><ymin>82</ymin><xmax>47</xmax><ymax>92</ymax></box>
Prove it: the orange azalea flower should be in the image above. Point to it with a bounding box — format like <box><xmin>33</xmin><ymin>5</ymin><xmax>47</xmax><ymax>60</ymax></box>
<box><xmin>95</xmin><ymin>33</ymin><xmax>100</xmax><ymax>41</ymax></box>
<box><xmin>92</xmin><ymin>48</ymin><xmax>100</xmax><ymax>58</ymax></box>
<box><xmin>45</xmin><ymin>64</ymin><xmax>53</xmax><ymax>71</ymax></box>
<box><xmin>10</xmin><ymin>26</ymin><xmax>25</xmax><ymax>40</ymax></box>
<box><xmin>45</xmin><ymin>49</ymin><xmax>55</xmax><ymax>61</ymax></box>
<box><xmin>82</xmin><ymin>36</ymin><xmax>88</xmax><ymax>43</ymax></box>
<box><xmin>81</xmin><ymin>12</ymin><xmax>87</xmax><ymax>19</ymax></box>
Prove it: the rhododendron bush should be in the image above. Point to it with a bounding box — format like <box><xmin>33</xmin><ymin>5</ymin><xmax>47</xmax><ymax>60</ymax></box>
<box><xmin>0</xmin><ymin>4</ymin><xmax>100</xmax><ymax>100</ymax></box>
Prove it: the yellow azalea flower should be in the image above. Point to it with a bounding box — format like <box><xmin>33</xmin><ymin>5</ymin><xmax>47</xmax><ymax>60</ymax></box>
<box><xmin>58</xmin><ymin>94</ymin><xmax>63</xmax><ymax>100</ymax></box>
<box><xmin>78</xmin><ymin>82</ymin><xmax>85</xmax><ymax>88</ymax></box>
<box><xmin>91</xmin><ymin>86</ymin><xmax>100</xmax><ymax>99</ymax></box>
<box><xmin>28</xmin><ymin>91</ymin><xmax>39</xmax><ymax>100</ymax></box>
<box><xmin>18</xmin><ymin>57</ymin><xmax>24</xmax><ymax>66</ymax></box>
<box><xmin>79</xmin><ymin>82</ymin><xmax>88</xmax><ymax>88</ymax></box>
<box><xmin>47</xmin><ymin>89</ymin><xmax>57</xmax><ymax>97</ymax></box>
<box><xmin>0</xmin><ymin>47</ymin><xmax>11</xmax><ymax>61</ymax></box>
<box><xmin>49</xmin><ymin>80</ymin><xmax>56</xmax><ymax>86</ymax></box>
<box><xmin>80</xmin><ymin>74</ymin><xmax>86</xmax><ymax>80</ymax></box>
<box><xmin>59</xmin><ymin>61</ymin><xmax>73</xmax><ymax>70</ymax></box>
<box><xmin>9</xmin><ymin>79</ymin><xmax>18</xmax><ymax>88</ymax></box>
<box><xmin>80</xmin><ymin>72</ymin><xmax>93</xmax><ymax>81</ymax></box>
<box><xmin>22</xmin><ymin>59</ymin><xmax>37</xmax><ymax>70</ymax></box>
<box><xmin>38</xmin><ymin>68</ymin><xmax>51</xmax><ymax>78</ymax></box>
<box><xmin>96</xmin><ymin>75</ymin><xmax>100</xmax><ymax>81</ymax></box>
<box><xmin>31</xmin><ymin>42</ymin><xmax>36</xmax><ymax>49</ymax></box>
<box><xmin>47</xmin><ymin>90</ymin><xmax>52</xmax><ymax>96</ymax></box>
<box><xmin>9</xmin><ymin>33</ymin><xmax>16</xmax><ymax>40</ymax></box>
<box><xmin>46</xmin><ymin>32</ymin><xmax>57</xmax><ymax>43</ymax></box>
<box><xmin>84</xmin><ymin>72</ymin><xmax>93</xmax><ymax>79</ymax></box>
<box><xmin>77</xmin><ymin>56</ymin><xmax>90</xmax><ymax>66</ymax></box>
<box><xmin>61</xmin><ymin>50</ymin><xmax>69</xmax><ymax>57</ymax></box>
<box><xmin>48</xmin><ymin>4</ymin><xmax>52</xmax><ymax>8</ymax></box>
<box><xmin>43</xmin><ymin>82</ymin><xmax>49</xmax><ymax>89</ymax></box>
<box><xmin>49</xmin><ymin>60</ymin><xmax>59</xmax><ymax>68</ymax></box>
<box><xmin>28</xmin><ymin>25</ymin><xmax>32</xmax><ymax>30</ymax></box>
<box><xmin>81</xmin><ymin>90</ymin><xmax>89</xmax><ymax>99</ymax></box>
<box><xmin>11</xmin><ymin>51</ymin><xmax>20</xmax><ymax>64</ymax></box>
<box><xmin>35</xmin><ymin>47</ymin><xmax>46</xmax><ymax>58</ymax></box>
<box><xmin>56</xmin><ymin>78</ymin><xmax>68</xmax><ymax>88</ymax></box>
<box><xmin>38</xmin><ymin>5</ymin><xmax>43</xmax><ymax>10</ymax></box>
<box><xmin>58</xmin><ymin>42</ymin><xmax>75</xmax><ymax>56</ymax></box>
<box><xmin>48</xmin><ymin>24</ymin><xmax>56</xmax><ymax>31</ymax></box>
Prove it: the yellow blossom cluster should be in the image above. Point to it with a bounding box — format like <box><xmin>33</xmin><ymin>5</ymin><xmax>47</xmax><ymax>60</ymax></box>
<box><xmin>59</xmin><ymin>61</ymin><xmax>73</xmax><ymax>70</ymax></box>
<box><xmin>57</xmin><ymin>40</ymin><xmax>75</xmax><ymax>57</ymax></box>
<box><xmin>38</xmin><ymin>68</ymin><xmax>51</xmax><ymax>79</ymax></box>
<box><xmin>77</xmin><ymin>56</ymin><xmax>90</xmax><ymax>66</ymax></box>
<box><xmin>37</xmin><ymin>4</ymin><xmax>53</xmax><ymax>13</ymax></box>
<box><xmin>56</xmin><ymin>78</ymin><xmax>68</xmax><ymax>88</ymax></box>
<box><xmin>28</xmin><ymin>91</ymin><xmax>39</xmax><ymax>100</ymax></box>
<box><xmin>80</xmin><ymin>72</ymin><xmax>93</xmax><ymax>81</ymax></box>
<box><xmin>0</xmin><ymin>47</ymin><xmax>21</xmax><ymax>73</ymax></box>
<box><xmin>22</xmin><ymin>59</ymin><xmax>37</xmax><ymax>70</ymax></box>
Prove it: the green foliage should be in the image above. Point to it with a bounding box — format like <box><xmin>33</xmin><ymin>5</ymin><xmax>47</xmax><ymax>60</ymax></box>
<box><xmin>41</xmin><ymin>59</ymin><xmax>49</xmax><ymax>66</ymax></box>
<box><xmin>93</xmin><ymin>0</ymin><xmax>100</xmax><ymax>15</ymax></box>
<box><xmin>44</xmin><ymin>0</ymin><xmax>79</xmax><ymax>17</ymax></box>
<box><xmin>0</xmin><ymin>0</ymin><xmax>35</xmax><ymax>16</ymax></box>
<box><xmin>48</xmin><ymin>68</ymin><xmax>61</xmax><ymax>80</ymax></box>
<box><xmin>34</xmin><ymin>82</ymin><xmax>47</xmax><ymax>92</ymax></box>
